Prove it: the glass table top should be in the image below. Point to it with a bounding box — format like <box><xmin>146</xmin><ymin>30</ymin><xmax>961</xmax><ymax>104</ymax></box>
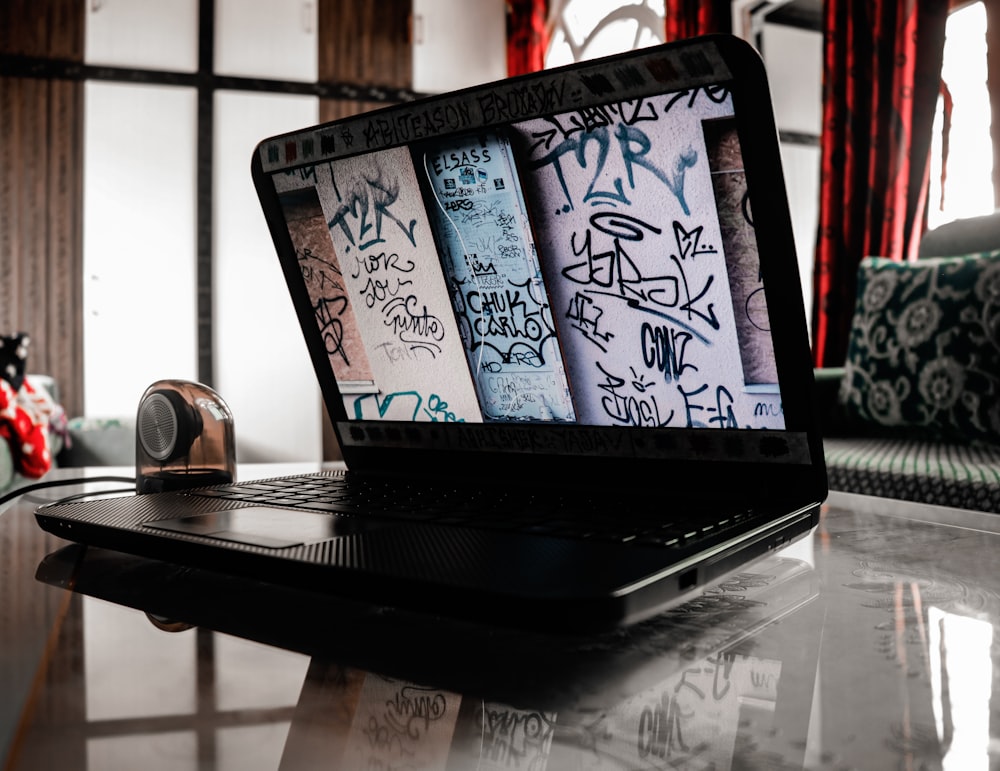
<box><xmin>2</xmin><ymin>467</ymin><xmax>999</xmax><ymax>770</ymax></box>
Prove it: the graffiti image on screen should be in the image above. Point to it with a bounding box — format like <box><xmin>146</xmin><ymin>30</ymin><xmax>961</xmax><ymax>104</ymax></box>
<box><xmin>704</xmin><ymin>117</ymin><xmax>779</xmax><ymax>388</ymax></box>
<box><xmin>277</xmin><ymin>186</ymin><xmax>375</xmax><ymax>391</ymax></box>
<box><xmin>510</xmin><ymin>87</ymin><xmax>784</xmax><ymax>429</ymax></box>
<box><xmin>267</xmin><ymin>81</ymin><xmax>785</xmax><ymax>430</ymax></box>
<box><xmin>415</xmin><ymin>132</ymin><xmax>576</xmax><ymax>422</ymax></box>
<box><xmin>272</xmin><ymin>153</ymin><xmax>483</xmax><ymax>423</ymax></box>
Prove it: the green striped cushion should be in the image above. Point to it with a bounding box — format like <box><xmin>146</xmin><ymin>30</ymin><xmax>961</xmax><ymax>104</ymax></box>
<box><xmin>824</xmin><ymin>437</ymin><xmax>1000</xmax><ymax>513</ymax></box>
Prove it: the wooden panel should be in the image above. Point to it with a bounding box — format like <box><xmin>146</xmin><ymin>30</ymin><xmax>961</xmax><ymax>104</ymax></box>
<box><xmin>319</xmin><ymin>1</ymin><xmax>412</xmax><ymax>85</ymax></box>
<box><xmin>0</xmin><ymin>79</ymin><xmax>22</xmax><ymax>330</ymax></box>
<box><xmin>318</xmin><ymin>0</ymin><xmax>412</xmax><ymax>124</ymax></box>
<box><xmin>24</xmin><ymin>78</ymin><xmax>49</xmax><ymax>361</ymax></box>
<box><xmin>0</xmin><ymin>1</ymin><xmax>84</xmax><ymax>418</ymax></box>
<box><xmin>48</xmin><ymin>78</ymin><xmax>85</xmax><ymax>416</ymax></box>
<box><xmin>0</xmin><ymin>0</ymin><xmax>79</xmax><ymax>57</ymax></box>
<box><xmin>321</xmin><ymin>99</ymin><xmax>400</xmax><ymax>123</ymax></box>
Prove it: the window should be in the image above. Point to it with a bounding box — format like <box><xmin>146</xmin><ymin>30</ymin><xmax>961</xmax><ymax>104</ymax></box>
<box><xmin>929</xmin><ymin>1</ymin><xmax>993</xmax><ymax>229</ymax></box>
<box><xmin>81</xmin><ymin>0</ymin><xmax>323</xmax><ymax>462</ymax></box>
<box><xmin>546</xmin><ymin>0</ymin><xmax>665</xmax><ymax>67</ymax></box>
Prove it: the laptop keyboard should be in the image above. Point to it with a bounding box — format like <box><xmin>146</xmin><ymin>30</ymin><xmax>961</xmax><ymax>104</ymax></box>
<box><xmin>187</xmin><ymin>475</ymin><xmax>759</xmax><ymax>549</ymax></box>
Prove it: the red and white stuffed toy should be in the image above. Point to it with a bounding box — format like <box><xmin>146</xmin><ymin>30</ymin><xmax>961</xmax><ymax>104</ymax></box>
<box><xmin>0</xmin><ymin>333</ymin><xmax>56</xmax><ymax>479</ymax></box>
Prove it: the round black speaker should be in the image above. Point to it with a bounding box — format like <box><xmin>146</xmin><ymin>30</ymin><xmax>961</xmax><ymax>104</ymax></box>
<box><xmin>135</xmin><ymin>380</ymin><xmax>235</xmax><ymax>493</ymax></box>
<box><xmin>137</xmin><ymin>388</ymin><xmax>200</xmax><ymax>463</ymax></box>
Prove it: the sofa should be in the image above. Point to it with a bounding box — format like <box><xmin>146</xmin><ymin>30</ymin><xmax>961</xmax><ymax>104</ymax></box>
<box><xmin>819</xmin><ymin>210</ymin><xmax>1000</xmax><ymax>513</ymax></box>
<box><xmin>57</xmin><ymin>416</ymin><xmax>135</xmax><ymax>468</ymax></box>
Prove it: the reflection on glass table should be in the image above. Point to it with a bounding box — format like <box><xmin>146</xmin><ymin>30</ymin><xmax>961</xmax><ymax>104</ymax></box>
<box><xmin>7</xmin><ymin>487</ymin><xmax>1000</xmax><ymax>770</ymax></box>
<box><xmin>31</xmin><ymin>543</ymin><xmax>821</xmax><ymax>771</ymax></box>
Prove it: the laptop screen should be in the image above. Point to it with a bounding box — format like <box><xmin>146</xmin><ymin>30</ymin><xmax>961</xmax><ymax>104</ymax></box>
<box><xmin>254</xmin><ymin>37</ymin><xmax>815</xmax><ymax>469</ymax></box>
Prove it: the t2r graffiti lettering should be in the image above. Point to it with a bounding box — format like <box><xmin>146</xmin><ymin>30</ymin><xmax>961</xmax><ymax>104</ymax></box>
<box><xmin>328</xmin><ymin>164</ymin><xmax>418</xmax><ymax>251</ymax></box>
<box><xmin>526</xmin><ymin>120</ymin><xmax>699</xmax><ymax>214</ymax></box>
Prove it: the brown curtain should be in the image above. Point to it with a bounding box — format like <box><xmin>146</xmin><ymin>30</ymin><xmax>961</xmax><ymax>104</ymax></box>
<box><xmin>507</xmin><ymin>0</ymin><xmax>550</xmax><ymax>76</ymax></box>
<box><xmin>318</xmin><ymin>0</ymin><xmax>412</xmax><ymax>124</ymax></box>
<box><xmin>811</xmin><ymin>0</ymin><xmax>948</xmax><ymax>368</ymax></box>
<box><xmin>664</xmin><ymin>0</ymin><xmax>731</xmax><ymax>42</ymax></box>
<box><xmin>0</xmin><ymin>2</ymin><xmax>85</xmax><ymax>419</ymax></box>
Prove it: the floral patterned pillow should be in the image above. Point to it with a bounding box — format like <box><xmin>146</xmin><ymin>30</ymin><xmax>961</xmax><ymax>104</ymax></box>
<box><xmin>840</xmin><ymin>251</ymin><xmax>1000</xmax><ymax>443</ymax></box>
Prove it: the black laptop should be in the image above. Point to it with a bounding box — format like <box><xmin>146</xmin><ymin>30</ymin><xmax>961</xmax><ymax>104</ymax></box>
<box><xmin>36</xmin><ymin>34</ymin><xmax>827</xmax><ymax>632</ymax></box>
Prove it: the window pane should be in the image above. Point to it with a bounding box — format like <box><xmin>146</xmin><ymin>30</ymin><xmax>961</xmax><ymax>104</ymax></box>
<box><xmin>213</xmin><ymin>91</ymin><xmax>321</xmax><ymax>462</ymax></box>
<box><xmin>413</xmin><ymin>0</ymin><xmax>507</xmax><ymax>92</ymax></box>
<box><xmin>929</xmin><ymin>2</ymin><xmax>993</xmax><ymax>228</ymax></box>
<box><xmin>762</xmin><ymin>25</ymin><xmax>822</xmax><ymax>136</ymax></box>
<box><xmin>213</xmin><ymin>634</ymin><xmax>309</xmax><ymax>711</ymax></box>
<box><xmin>88</xmin><ymin>733</ymin><xmax>198</xmax><ymax>771</ymax></box>
<box><xmin>547</xmin><ymin>0</ymin><xmax>664</xmax><ymax>67</ymax></box>
<box><xmin>779</xmin><ymin>143</ymin><xmax>822</xmax><ymax>340</ymax></box>
<box><xmin>217</xmin><ymin>724</ymin><xmax>293</xmax><ymax>771</ymax></box>
<box><xmin>83</xmin><ymin>82</ymin><xmax>199</xmax><ymax>417</ymax></box>
<box><xmin>86</xmin><ymin>0</ymin><xmax>199</xmax><ymax>72</ymax></box>
<box><xmin>84</xmin><ymin>598</ymin><xmax>197</xmax><ymax>721</ymax></box>
<box><xmin>214</xmin><ymin>0</ymin><xmax>318</xmax><ymax>82</ymax></box>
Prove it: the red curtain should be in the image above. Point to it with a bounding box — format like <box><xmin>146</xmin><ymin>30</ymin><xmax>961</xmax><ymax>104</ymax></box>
<box><xmin>664</xmin><ymin>0</ymin><xmax>731</xmax><ymax>42</ymax></box>
<box><xmin>811</xmin><ymin>0</ymin><xmax>948</xmax><ymax>367</ymax></box>
<box><xmin>507</xmin><ymin>0</ymin><xmax>550</xmax><ymax>77</ymax></box>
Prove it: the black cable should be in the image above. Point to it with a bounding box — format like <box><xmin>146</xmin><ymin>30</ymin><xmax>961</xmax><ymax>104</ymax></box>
<box><xmin>0</xmin><ymin>475</ymin><xmax>136</xmax><ymax>507</ymax></box>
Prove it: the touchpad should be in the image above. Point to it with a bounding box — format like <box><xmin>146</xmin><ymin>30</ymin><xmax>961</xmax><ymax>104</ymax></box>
<box><xmin>142</xmin><ymin>507</ymin><xmax>384</xmax><ymax>549</ymax></box>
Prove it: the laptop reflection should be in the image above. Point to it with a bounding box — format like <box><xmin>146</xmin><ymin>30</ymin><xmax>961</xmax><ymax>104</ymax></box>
<box><xmin>36</xmin><ymin>544</ymin><xmax>821</xmax><ymax>770</ymax></box>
